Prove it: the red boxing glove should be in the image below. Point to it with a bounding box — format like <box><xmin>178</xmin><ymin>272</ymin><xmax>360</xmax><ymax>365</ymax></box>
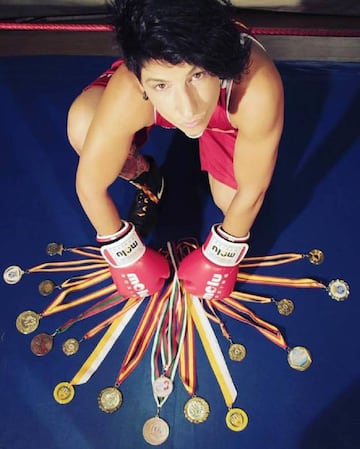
<box><xmin>178</xmin><ymin>224</ymin><xmax>249</xmax><ymax>300</ymax></box>
<box><xmin>97</xmin><ymin>221</ymin><xmax>170</xmax><ymax>298</ymax></box>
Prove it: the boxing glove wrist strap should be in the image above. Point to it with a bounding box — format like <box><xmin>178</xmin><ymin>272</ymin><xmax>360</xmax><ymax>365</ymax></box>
<box><xmin>217</xmin><ymin>225</ymin><xmax>250</xmax><ymax>243</ymax></box>
<box><xmin>202</xmin><ymin>224</ymin><xmax>249</xmax><ymax>267</ymax></box>
<box><xmin>97</xmin><ymin>221</ymin><xmax>146</xmax><ymax>268</ymax></box>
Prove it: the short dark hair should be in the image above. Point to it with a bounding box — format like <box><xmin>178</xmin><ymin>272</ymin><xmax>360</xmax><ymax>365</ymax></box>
<box><xmin>109</xmin><ymin>0</ymin><xmax>251</xmax><ymax>80</ymax></box>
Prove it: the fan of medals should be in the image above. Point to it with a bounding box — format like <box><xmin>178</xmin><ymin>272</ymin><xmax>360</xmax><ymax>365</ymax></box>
<box><xmin>4</xmin><ymin>242</ymin><xmax>350</xmax><ymax>446</ymax></box>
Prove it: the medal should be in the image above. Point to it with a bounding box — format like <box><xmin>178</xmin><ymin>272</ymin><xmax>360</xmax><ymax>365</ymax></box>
<box><xmin>308</xmin><ymin>249</ymin><xmax>324</xmax><ymax>265</ymax></box>
<box><xmin>287</xmin><ymin>346</ymin><xmax>312</xmax><ymax>371</ymax></box>
<box><xmin>327</xmin><ymin>279</ymin><xmax>349</xmax><ymax>301</ymax></box>
<box><xmin>276</xmin><ymin>298</ymin><xmax>295</xmax><ymax>316</ymax></box>
<box><xmin>62</xmin><ymin>338</ymin><xmax>80</xmax><ymax>356</ymax></box>
<box><xmin>97</xmin><ymin>386</ymin><xmax>123</xmax><ymax>413</ymax></box>
<box><xmin>228</xmin><ymin>343</ymin><xmax>246</xmax><ymax>362</ymax></box>
<box><xmin>30</xmin><ymin>332</ymin><xmax>54</xmax><ymax>356</ymax></box>
<box><xmin>46</xmin><ymin>242</ymin><xmax>64</xmax><ymax>256</ymax></box>
<box><xmin>38</xmin><ymin>279</ymin><xmax>56</xmax><ymax>296</ymax></box>
<box><xmin>3</xmin><ymin>265</ymin><xmax>24</xmax><ymax>284</ymax></box>
<box><xmin>183</xmin><ymin>396</ymin><xmax>210</xmax><ymax>424</ymax></box>
<box><xmin>226</xmin><ymin>408</ymin><xmax>249</xmax><ymax>432</ymax></box>
<box><xmin>153</xmin><ymin>375</ymin><xmax>173</xmax><ymax>398</ymax></box>
<box><xmin>53</xmin><ymin>381</ymin><xmax>75</xmax><ymax>404</ymax></box>
<box><xmin>143</xmin><ymin>416</ymin><xmax>170</xmax><ymax>446</ymax></box>
<box><xmin>16</xmin><ymin>310</ymin><xmax>40</xmax><ymax>334</ymax></box>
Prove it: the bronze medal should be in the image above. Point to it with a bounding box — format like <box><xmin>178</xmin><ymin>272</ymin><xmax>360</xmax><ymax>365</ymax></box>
<box><xmin>53</xmin><ymin>381</ymin><xmax>75</xmax><ymax>404</ymax></box>
<box><xmin>46</xmin><ymin>242</ymin><xmax>64</xmax><ymax>256</ymax></box>
<box><xmin>62</xmin><ymin>338</ymin><xmax>80</xmax><ymax>356</ymax></box>
<box><xmin>97</xmin><ymin>386</ymin><xmax>123</xmax><ymax>413</ymax></box>
<box><xmin>30</xmin><ymin>332</ymin><xmax>54</xmax><ymax>356</ymax></box>
<box><xmin>287</xmin><ymin>346</ymin><xmax>312</xmax><ymax>371</ymax></box>
<box><xmin>226</xmin><ymin>408</ymin><xmax>249</xmax><ymax>432</ymax></box>
<box><xmin>276</xmin><ymin>298</ymin><xmax>295</xmax><ymax>316</ymax></box>
<box><xmin>308</xmin><ymin>249</ymin><xmax>324</xmax><ymax>265</ymax></box>
<box><xmin>153</xmin><ymin>376</ymin><xmax>173</xmax><ymax>398</ymax></box>
<box><xmin>228</xmin><ymin>343</ymin><xmax>246</xmax><ymax>362</ymax></box>
<box><xmin>143</xmin><ymin>417</ymin><xmax>170</xmax><ymax>446</ymax></box>
<box><xmin>38</xmin><ymin>279</ymin><xmax>56</xmax><ymax>296</ymax></box>
<box><xmin>184</xmin><ymin>396</ymin><xmax>210</xmax><ymax>424</ymax></box>
<box><xmin>3</xmin><ymin>265</ymin><xmax>24</xmax><ymax>284</ymax></box>
<box><xmin>16</xmin><ymin>310</ymin><xmax>40</xmax><ymax>334</ymax></box>
<box><xmin>327</xmin><ymin>279</ymin><xmax>350</xmax><ymax>301</ymax></box>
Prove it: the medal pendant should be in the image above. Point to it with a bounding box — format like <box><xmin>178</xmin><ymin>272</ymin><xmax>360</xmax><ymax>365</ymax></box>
<box><xmin>30</xmin><ymin>332</ymin><xmax>54</xmax><ymax>356</ymax></box>
<box><xmin>225</xmin><ymin>408</ymin><xmax>249</xmax><ymax>432</ymax></box>
<box><xmin>308</xmin><ymin>249</ymin><xmax>325</xmax><ymax>265</ymax></box>
<box><xmin>328</xmin><ymin>279</ymin><xmax>350</xmax><ymax>301</ymax></box>
<box><xmin>183</xmin><ymin>396</ymin><xmax>210</xmax><ymax>424</ymax></box>
<box><xmin>62</xmin><ymin>338</ymin><xmax>80</xmax><ymax>356</ymax></box>
<box><xmin>153</xmin><ymin>376</ymin><xmax>173</xmax><ymax>398</ymax></box>
<box><xmin>287</xmin><ymin>346</ymin><xmax>312</xmax><ymax>371</ymax></box>
<box><xmin>276</xmin><ymin>298</ymin><xmax>295</xmax><ymax>316</ymax></box>
<box><xmin>53</xmin><ymin>382</ymin><xmax>75</xmax><ymax>404</ymax></box>
<box><xmin>16</xmin><ymin>310</ymin><xmax>40</xmax><ymax>334</ymax></box>
<box><xmin>143</xmin><ymin>416</ymin><xmax>170</xmax><ymax>446</ymax></box>
<box><xmin>3</xmin><ymin>265</ymin><xmax>24</xmax><ymax>284</ymax></box>
<box><xmin>46</xmin><ymin>242</ymin><xmax>64</xmax><ymax>256</ymax></box>
<box><xmin>38</xmin><ymin>279</ymin><xmax>56</xmax><ymax>296</ymax></box>
<box><xmin>228</xmin><ymin>343</ymin><xmax>246</xmax><ymax>362</ymax></box>
<box><xmin>98</xmin><ymin>386</ymin><xmax>123</xmax><ymax>413</ymax></box>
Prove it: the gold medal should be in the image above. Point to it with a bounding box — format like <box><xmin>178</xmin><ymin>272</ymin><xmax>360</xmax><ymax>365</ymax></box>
<box><xmin>287</xmin><ymin>346</ymin><xmax>312</xmax><ymax>371</ymax></box>
<box><xmin>308</xmin><ymin>249</ymin><xmax>324</xmax><ymax>265</ymax></box>
<box><xmin>62</xmin><ymin>338</ymin><xmax>80</xmax><ymax>356</ymax></box>
<box><xmin>53</xmin><ymin>381</ymin><xmax>75</xmax><ymax>404</ymax></box>
<box><xmin>30</xmin><ymin>332</ymin><xmax>54</xmax><ymax>356</ymax></box>
<box><xmin>226</xmin><ymin>408</ymin><xmax>248</xmax><ymax>432</ymax></box>
<box><xmin>46</xmin><ymin>242</ymin><xmax>64</xmax><ymax>256</ymax></box>
<box><xmin>3</xmin><ymin>265</ymin><xmax>24</xmax><ymax>284</ymax></box>
<box><xmin>327</xmin><ymin>279</ymin><xmax>350</xmax><ymax>301</ymax></box>
<box><xmin>97</xmin><ymin>386</ymin><xmax>123</xmax><ymax>413</ymax></box>
<box><xmin>228</xmin><ymin>343</ymin><xmax>246</xmax><ymax>362</ymax></box>
<box><xmin>184</xmin><ymin>396</ymin><xmax>210</xmax><ymax>424</ymax></box>
<box><xmin>38</xmin><ymin>279</ymin><xmax>56</xmax><ymax>296</ymax></box>
<box><xmin>276</xmin><ymin>298</ymin><xmax>295</xmax><ymax>316</ymax></box>
<box><xmin>143</xmin><ymin>417</ymin><xmax>170</xmax><ymax>446</ymax></box>
<box><xmin>16</xmin><ymin>310</ymin><xmax>40</xmax><ymax>334</ymax></box>
<box><xmin>153</xmin><ymin>376</ymin><xmax>173</xmax><ymax>398</ymax></box>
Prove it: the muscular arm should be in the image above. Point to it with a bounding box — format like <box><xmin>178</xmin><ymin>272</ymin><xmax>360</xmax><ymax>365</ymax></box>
<box><xmin>222</xmin><ymin>45</ymin><xmax>284</xmax><ymax>237</ymax></box>
<box><xmin>75</xmin><ymin>64</ymin><xmax>154</xmax><ymax>236</ymax></box>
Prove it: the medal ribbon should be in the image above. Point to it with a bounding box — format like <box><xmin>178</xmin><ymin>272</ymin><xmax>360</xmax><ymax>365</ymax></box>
<box><xmin>239</xmin><ymin>252</ymin><xmax>304</xmax><ymax>268</ymax></box>
<box><xmin>188</xmin><ymin>293</ymin><xmax>237</xmax><ymax>408</ymax></box>
<box><xmin>115</xmin><ymin>286</ymin><xmax>171</xmax><ymax>387</ymax></box>
<box><xmin>70</xmin><ymin>296</ymin><xmax>143</xmax><ymax>385</ymax></box>
<box><xmin>237</xmin><ymin>271</ymin><xmax>325</xmax><ymax>289</ymax></box>
<box><xmin>213</xmin><ymin>297</ymin><xmax>287</xmax><ymax>349</ymax></box>
<box><xmin>179</xmin><ymin>303</ymin><xmax>196</xmax><ymax>396</ymax></box>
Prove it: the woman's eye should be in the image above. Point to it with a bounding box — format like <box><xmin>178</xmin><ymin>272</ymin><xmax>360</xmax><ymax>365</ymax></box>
<box><xmin>192</xmin><ymin>71</ymin><xmax>205</xmax><ymax>81</ymax></box>
<box><xmin>155</xmin><ymin>83</ymin><xmax>167</xmax><ymax>91</ymax></box>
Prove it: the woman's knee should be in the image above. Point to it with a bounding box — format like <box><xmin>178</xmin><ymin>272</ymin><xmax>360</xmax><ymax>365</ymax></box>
<box><xmin>67</xmin><ymin>87</ymin><xmax>104</xmax><ymax>154</ymax></box>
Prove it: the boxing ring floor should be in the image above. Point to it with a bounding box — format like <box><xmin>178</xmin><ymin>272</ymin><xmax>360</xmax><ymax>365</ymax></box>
<box><xmin>0</xmin><ymin>55</ymin><xmax>359</xmax><ymax>449</ymax></box>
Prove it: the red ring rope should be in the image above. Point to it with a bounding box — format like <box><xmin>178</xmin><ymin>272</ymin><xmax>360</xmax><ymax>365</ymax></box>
<box><xmin>0</xmin><ymin>22</ymin><xmax>359</xmax><ymax>37</ymax></box>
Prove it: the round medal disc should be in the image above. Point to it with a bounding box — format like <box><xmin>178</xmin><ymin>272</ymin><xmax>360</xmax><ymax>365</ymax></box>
<box><xmin>53</xmin><ymin>382</ymin><xmax>75</xmax><ymax>404</ymax></box>
<box><xmin>16</xmin><ymin>310</ymin><xmax>40</xmax><ymax>334</ymax></box>
<box><xmin>328</xmin><ymin>279</ymin><xmax>350</xmax><ymax>301</ymax></box>
<box><xmin>184</xmin><ymin>396</ymin><xmax>210</xmax><ymax>424</ymax></box>
<box><xmin>143</xmin><ymin>417</ymin><xmax>170</xmax><ymax>446</ymax></box>
<box><xmin>3</xmin><ymin>265</ymin><xmax>24</xmax><ymax>285</ymax></box>
<box><xmin>62</xmin><ymin>338</ymin><xmax>80</xmax><ymax>356</ymax></box>
<box><xmin>277</xmin><ymin>298</ymin><xmax>295</xmax><ymax>316</ymax></box>
<box><xmin>226</xmin><ymin>408</ymin><xmax>249</xmax><ymax>432</ymax></box>
<box><xmin>30</xmin><ymin>332</ymin><xmax>54</xmax><ymax>356</ymax></box>
<box><xmin>46</xmin><ymin>242</ymin><xmax>64</xmax><ymax>256</ymax></box>
<box><xmin>308</xmin><ymin>249</ymin><xmax>325</xmax><ymax>265</ymax></box>
<box><xmin>228</xmin><ymin>343</ymin><xmax>247</xmax><ymax>362</ymax></box>
<box><xmin>97</xmin><ymin>386</ymin><xmax>123</xmax><ymax>413</ymax></box>
<box><xmin>153</xmin><ymin>376</ymin><xmax>173</xmax><ymax>398</ymax></box>
<box><xmin>38</xmin><ymin>279</ymin><xmax>56</xmax><ymax>296</ymax></box>
<box><xmin>287</xmin><ymin>346</ymin><xmax>312</xmax><ymax>371</ymax></box>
